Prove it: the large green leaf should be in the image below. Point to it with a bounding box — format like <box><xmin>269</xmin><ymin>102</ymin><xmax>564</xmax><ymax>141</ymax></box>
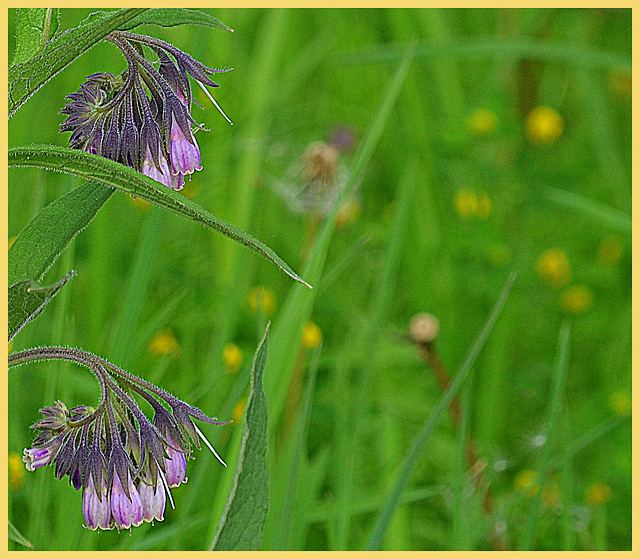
<box><xmin>210</xmin><ymin>325</ymin><xmax>270</xmax><ymax>551</ymax></box>
<box><xmin>8</xmin><ymin>145</ymin><xmax>309</xmax><ymax>287</ymax></box>
<box><xmin>12</xmin><ymin>8</ymin><xmax>60</xmax><ymax>65</ymax></box>
<box><xmin>121</xmin><ymin>8</ymin><xmax>232</xmax><ymax>32</ymax></box>
<box><xmin>8</xmin><ymin>272</ymin><xmax>75</xmax><ymax>342</ymax></box>
<box><xmin>8</xmin><ymin>181</ymin><xmax>114</xmax><ymax>286</ymax></box>
<box><xmin>8</xmin><ymin>8</ymin><xmax>147</xmax><ymax>118</ymax></box>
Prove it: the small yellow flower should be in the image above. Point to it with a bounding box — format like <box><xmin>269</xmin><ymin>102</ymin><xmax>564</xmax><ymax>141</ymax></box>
<box><xmin>129</xmin><ymin>195</ymin><xmax>152</xmax><ymax>210</ymax></box>
<box><xmin>8</xmin><ymin>452</ymin><xmax>24</xmax><ymax>490</ymax></box>
<box><xmin>597</xmin><ymin>235</ymin><xmax>624</xmax><ymax>267</ymax></box>
<box><xmin>454</xmin><ymin>188</ymin><xmax>478</xmax><ymax>219</ymax></box>
<box><xmin>585</xmin><ymin>483</ymin><xmax>612</xmax><ymax>507</ymax></box>
<box><xmin>560</xmin><ymin>285</ymin><xmax>594</xmax><ymax>315</ymax></box>
<box><xmin>536</xmin><ymin>248</ymin><xmax>572</xmax><ymax>288</ymax></box>
<box><xmin>301</xmin><ymin>321</ymin><xmax>322</xmax><ymax>349</ymax></box>
<box><xmin>526</xmin><ymin>106</ymin><xmax>564</xmax><ymax>145</ymax></box>
<box><xmin>514</xmin><ymin>469</ymin><xmax>540</xmax><ymax>498</ymax></box>
<box><xmin>248</xmin><ymin>287</ymin><xmax>276</xmax><ymax>315</ymax></box>
<box><xmin>8</xmin><ymin>236</ymin><xmax>16</xmax><ymax>250</ymax></box>
<box><xmin>468</xmin><ymin>108</ymin><xmax>498</xmax><ymax>136</ymax></box>
<box><xmin>8</xmin><ymin>340</ymin><xmax>14</xmax><ymax>354</ymax></box>
<box><xmin>335</xmin><ymin>199</ymin><xmax>361</xmax><ymax>229</ymax></box>
<box><xmin>476</xmin><ymin>190</ymin><xmax>492</xmax><ymax>218</ymax></box>
<box><xmin>148</xmin><ymin>329</ymin><xmax>180</xmax><ymax>357</ymax></box>
<box><xmin>231</xmin><ymin>397</ymin><xmax>247</xmax><ymax>425</ymax></box>
<box><xmin>223</xmin><ymin>343</ymin><xmax>243</xmax><ymax>374</ymax></box>
<box><xmin>609</xmin><ymin>391</ymin><xmax>631</xmax><ymax>416</ymax></box>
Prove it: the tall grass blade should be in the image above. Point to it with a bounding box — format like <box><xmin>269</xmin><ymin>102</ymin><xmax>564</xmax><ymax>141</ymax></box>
<box><xmin>365</xmin><ymin>271</ymin><xmax>517</xmax><ymax>550</ymax></box>
<box><xmin>543</xmin><ymin>186</ymin><xmax>631</xmax><ymax>234</ymax></box>
<box><xmin>520</xmin><ymin>319</ymin><xmax>571</xmax><ymax>550</ymax></box>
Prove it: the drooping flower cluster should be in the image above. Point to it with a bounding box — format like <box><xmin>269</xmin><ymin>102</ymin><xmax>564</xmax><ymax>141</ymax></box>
<box><xmin>13</xmin><ymin>347</ymin><xmax>229</xmax><ymax>531</ymax></box>
<box><xmin>59</xmin><ymin>30</ymin><xmax>231</xmax><ymax>190</ymax></box>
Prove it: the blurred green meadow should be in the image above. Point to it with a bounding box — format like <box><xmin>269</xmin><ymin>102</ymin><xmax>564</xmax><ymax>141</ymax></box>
<box><xmin>7</xmin><ymin>8</ymin><xmax>631</xmax><ymax>551</ymax></box>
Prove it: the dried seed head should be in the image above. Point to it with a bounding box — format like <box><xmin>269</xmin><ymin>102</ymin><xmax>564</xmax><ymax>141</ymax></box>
<box><xmin>409</xmin><ymin>313</ymin><xmax>440</xmax><ymax>344</ymax></box>
<box><xmin>301</xmin><ymin>141</ymin><xmax>340</xmax><ymax>185</ymax></box>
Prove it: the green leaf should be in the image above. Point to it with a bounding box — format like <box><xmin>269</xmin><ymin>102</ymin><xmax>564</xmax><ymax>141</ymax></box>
<box><xmin>121</xmin><ymin>8</ymin><xmax>232</xmax><ymax>32</ymax></box>
<box><xmin>8</xmin><ymin>144</ymin><xmax>309</xmax><ymax>287</ymax></box>
<box><xmin>12</xmin><ymin>8</ymin><xmax>60</xmax><ymax>65</ymax></box>
<box><xmin>210</xmin><ymin>324</ymin><xmax>271</xmax><ymax>551</ymax></box>
<box><xmin>8</xmin><ymin>519</ymin><xmax>33</xmax><ymax>548</ymax></box>
<box><xmin>8</xmin><ymin>181</ymin><xmax>114</xmax><ymax>286</ymax></box>
<box><xmin>8</xmin><ymin>271</ymin><xmax>76</xmax><ymax>342</ymax></box>
<box><xmin>8</xmin><ymin>8</ymin><xmax>148</xmax><ymax>118</ymax></box>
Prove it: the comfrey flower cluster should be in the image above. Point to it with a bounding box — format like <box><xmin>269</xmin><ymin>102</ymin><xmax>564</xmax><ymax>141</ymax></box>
<box><xmin>12</xmin><ymin>347</ymin><xmax>229</xmax><ymax>531</ymax></box>
<box><xmin>59</xmin><ymin>30</ymin><xmax>231</xmax><ymax>190</ymax></box>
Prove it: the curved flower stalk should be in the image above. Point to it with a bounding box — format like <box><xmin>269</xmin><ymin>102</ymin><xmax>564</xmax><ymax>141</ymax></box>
<box><xmin>59</xmin><ymin>30</ymin><xmax>232</xmax><ymax>190</ymax></box>
<box><xmin>10</xmin><ymin>347</ymin><xmax>229</xmax><ymax>532</ymax></box>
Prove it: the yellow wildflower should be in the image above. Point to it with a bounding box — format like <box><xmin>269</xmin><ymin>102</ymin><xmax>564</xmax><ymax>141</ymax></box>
<box><xmin>536</xmin><ymin>248</ymin><xmax>572</xmax><ymax>288</ymax></box>
<box><xmin>248</xmin><ymin>287</ymin><xmax>276</xmax><ymax>315</ymax></box>
<box><xmin>148</xmin><ymin>329</ymin><xmax>180</xmax><ymax>357</ymax></box>
<box><xmin>231</xmin><ymin>397</ymin><xmax>247</xmax><ymax>425</ymax></box>
<box><xmin>129</xmin><ymin>195</ymin><xmax>152</xmax><ymax>210</ymax></box>
<box><xmin>597</xmin><ymin>235</ymin><xmax>624</xmax><ymax>267</ymax></box>
<box><xmin>301</xmin><ymin>321</ymin><xmax>322</xmax><ymax>349</ymax></box>
<box><xmin>9</xmin><ymin>452</ymin><xmax>24</xmax><ymax>490</ymax></box>
<box><xmin>335</xmin><ymin>199</ymin><xmax>361</xmax><ymax>229</ymax></box>
<box><xmin>476</xmin><ymin>190</ymin><xmax>492</xmax><ymax>218</ymax></box>
<box><xmin>609</xmin><ymin>391</ymin><xmax>631</xmax><ymax>416</ymax></box>
<box><xmin>514</xmin><ymin>469</ymin><xmax>540</xmax><ymax>498</ymax></box>
<box><xmin>223</xmin><ymin>343</ymin><xmax>243</xmax><ymax>374</ymax></box>
<box><xmin>9</xmin><ymin>340</ymin><xmax>14</xmax><ymax>354</ymax></box>
<box><xmin>526</xmin><ymin>106</ymin><xmax>564</xmax><ymax>145</ymax></box>
<box><xmin>585</xmin><ymin>483</ymin><xmax>612</xmax><ymax>507</ymax></box>
<box><xmin>468</xmin><ymin>108</ymin><xmax>498</xmax><ymax>136</ymax></box>
<box><xmin>8</xmin><ymin>236</ymin><xmax>16</xmax><ymax>250</ymax></box>
<box><xmin>454</xmin><ymin>189</ymin><xmax>478</xmax><ymax>219</ymax></box>
<box><xmin>560</xmin><ymin>285</ymin><xmax>594</xmax><ymax>315</ymax></box>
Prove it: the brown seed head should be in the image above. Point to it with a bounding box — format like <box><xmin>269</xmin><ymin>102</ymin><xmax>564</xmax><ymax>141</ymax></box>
<box><xmin>409</xmin><ymin>313</ymin><xmax>440</xmax><ymax>344</ymax></box>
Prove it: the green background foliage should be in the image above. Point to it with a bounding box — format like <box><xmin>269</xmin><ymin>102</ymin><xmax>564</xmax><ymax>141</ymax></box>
<box><xmin>8</xmin><ymin>8</ymin><xmax>631</xmax><ymax>551</ymax></box>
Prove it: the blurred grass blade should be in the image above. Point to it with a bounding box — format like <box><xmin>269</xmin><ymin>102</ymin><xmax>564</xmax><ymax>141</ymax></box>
<box><xmin>12</xmin><ymin>8</ymin><xmax>60</xmax><ymax>65</ymax></box>
<box><xmin>265</xmin><ymin>41</ymin><xmax>417</xmax><ymax>425</ymax></box>
<box><xmin>8</xmin><ymin>519</ymin><xmax>33</xmax><ymax>548</ymax></box>
<box><xmin>521</xmin><ymin>320</ymin><xmax>571</xmax><ymax>550</ymax></box>
<box><xmin>341</xmin><ymin>39</ymin><xmax>631</xmax><ymax>72</ymax></box>
<box><xmin>8</xmin><ymin>181</ymin><xmax>113</xmax><ymax>285</ymax></box>
<box><xmin>365</xmin><ymin>271</ymin><xmax>517</xmax><ymax>550</ymax></box>
<box><xmin>121</xmin><ymin>8</ymin><xmax>232</xmax><ymax>31</ymax></box>
<box><xmin>8</xmin><ymin>8</ymin><xmax>147</xmax><ymax>118</ymax></box>
<box><xmin>8</xmin><ymin>144</ymin><xmax>309</xmax><ymax>287</ymax></box>
<box><xmin>8</xmin><ymin>271</ymin><xmax>76</xmax><ymax>342</ymax></box>
<box><xmin>266</xmin><ymin>343</ymin><xmax>321</xmax><ymax>550</ymax></box>
<box><xmin>210</xmin><ymin>324</ymin><xmax>271</xmax><ymax>551</ymax></box>
<box><xmin>334</xmin><ymin>160</ymin><xmax>418</xmax><ymax>549</ymax></box>
<box><xmin>543</xmin><ymin>186</ymin><xmax>631</xmax><ymax>234</ymax></box>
